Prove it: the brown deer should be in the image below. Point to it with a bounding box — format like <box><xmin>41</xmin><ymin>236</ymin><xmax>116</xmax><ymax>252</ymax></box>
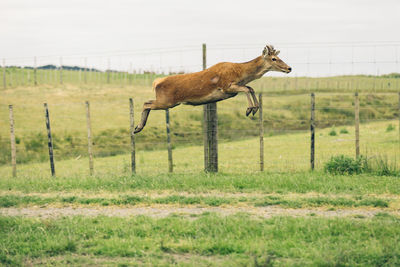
<box><xmin>134</xmin><ymin>45</ymin><xmax>291</xmax><ymax>133</ymax></box>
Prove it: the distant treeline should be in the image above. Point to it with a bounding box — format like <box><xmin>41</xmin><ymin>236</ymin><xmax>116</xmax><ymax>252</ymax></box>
<box><xmin>3</xmin><ymin>65</ymin><xmax>103</xmax><ymax>72</ymax></box>
<box><xmin>1</xmin><ymin>65</ymin><xmax>187</xmax><ymax>75</ymax></box>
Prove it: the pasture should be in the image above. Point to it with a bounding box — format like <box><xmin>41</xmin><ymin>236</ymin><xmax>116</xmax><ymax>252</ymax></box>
<box><xmin>1</xmin><ymin>73</ymin><xmax>400</xmax><ymax>266</ymax></box>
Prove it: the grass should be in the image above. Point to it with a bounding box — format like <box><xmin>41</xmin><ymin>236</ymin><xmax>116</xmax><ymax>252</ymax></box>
<box><xmin>1</xmin><ymin>171</ymin><xmax>400</xmax><ymax>195</ymax></box>
<box><xmin>0</xmin><ymin>74</ymin><xmax>399</xmax><ymax>166</ymax></box>
<box><xmin>0</xmin><ymin>193</ymin><xmax>393</xmax><ymax>209</ymax></box>
<box><xmin>1</xmin><ymin>214</ymin><xmax>399</xmax><ymax>266</ymax></box>
<box><xmin>0</xmin><ymin>114</ymin><xmax>399</xmax><ymax>176</ymax></box>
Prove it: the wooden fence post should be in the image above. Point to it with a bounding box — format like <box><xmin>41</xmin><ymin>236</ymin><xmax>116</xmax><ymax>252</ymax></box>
<box><xmin>3</xmin><ymin>58</ymin><xmax>6</xmax><ymax>89</ymax></box>
<box><xmin>259</xmin><ymin>93</ymin><xmax>264</xmax><ymax>171</ymax></box>
<box><xmin>129</xmin><ymin>98</ymin><xmax>136</xmax><ymax>173</ymax></box>
<box><xmin>354</xmin><ymin>92</ymin><xmax>360</xmax><ymax>158</ymax></box>
<box><xmin>202</xmin><ymin>43</ymin><xmax>218</xmax><ymax>172</ymax></box>
<box><xmin>166</xmin><ymin>109</ymin><xmax>173</xmax><ymax>172</ymax></box>
<box><xmin>34</xmin><ymin>57</ymin><xmax>37</xmax><ymax>86</ymax></box>
<box><xmin>85</xmin><ymin>101</ymin><xmax>94</xmax><ymax>175</ymax></box>
<box><xmin>9</xmin><ymin>105</ymin><xmax>16</xmax><ymax>177</ymax></box>
<box><xmin>310</xmin><ymin>93</ymin><xmax>315</xmax><ymax>170</ymax></box>
<box><xmin>44</xmin><ymin>103</ymin><xmax>55</xmax><ymax>176</ymax></box>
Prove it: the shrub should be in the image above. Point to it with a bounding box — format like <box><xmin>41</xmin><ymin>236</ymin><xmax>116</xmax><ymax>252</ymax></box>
<box><xmin>329</xmin><ymin>129</ymin><xmax>337</xmax><ymax>136</ymax></box>
<box><xmin>386</xmin><ymin>124</ymin><xmax>395</xmax><ymax>132</ymax></box>
<box><xmin>324</xmin><ymin>155</ymin><xmax>369</xmax><ymax>175</ymax></box>
<box><xmin>340</xmin><ymin>128</ymin><xmax>349</xmax><ymax>134</ymax></box>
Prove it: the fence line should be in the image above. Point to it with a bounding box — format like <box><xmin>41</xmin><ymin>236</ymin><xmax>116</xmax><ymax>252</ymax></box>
<box><xmin>2</xmin><ymin>92</ymin><xmax>400</xmax><ymax>177</ymax></box>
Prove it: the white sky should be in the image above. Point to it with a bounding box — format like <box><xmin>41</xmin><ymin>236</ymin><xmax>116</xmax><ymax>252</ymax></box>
<box><xmin>1</xmin><ymin>0</ymin><xmax>400</xmax><ymax>76</ymax></box>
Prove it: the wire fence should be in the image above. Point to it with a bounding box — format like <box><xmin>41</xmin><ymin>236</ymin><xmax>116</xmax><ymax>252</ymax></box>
<box><xmin>0</xmin><ymin>92</ymin><xmax>399</xmax><ymax>177</ymax></box>
<box><xmin>1</xmin><ymin>42</ymin><xmax>400</xmax><ymax>176</ymax></box>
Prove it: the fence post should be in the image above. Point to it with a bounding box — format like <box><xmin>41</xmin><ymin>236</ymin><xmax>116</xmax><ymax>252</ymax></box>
<box><xmin>3</xmin><ymin>59</ymin><xmax>6</xmax><ymax>89</ymax></box>
<box><xmin>310</xmin><ymin>93</ymin><xmax>315</xmax><ymax>170</ymax></box>
<box><xmin>354</xmin><ymin>92</ymin><xmax>360</xmax><ymax>158</ymax></box>
<box><xmin>9</xmin><ymin>105</ymin><xmax>16</xmax><ymax>177</ymax></box>
<box><xmin>44</xmin><ymin>103</ymin><xmax>55</xmax><ymax>176</ymax></box>
<box><xmin>202</xmin><ymin>43</ymin><xmax>218</xmax><ymax>172</ymax></box>
<box><xmin>259</xmin><ymin>93</ymin><xmax>264</xmax><ymax>171</ymax></box>
<box><xmin>129</xmin><ymin>98</ymin><xmax>136</xmax><ymax>173</ymax></box>
<box><xmin>166</xmin><ymin>109</ymin><xmax>173</xmax><ymax>172</ymax></box>
<box><xmin>85</xmin><ymin>101</ymin><xmax>94</xmax><ymax>175</ymax></box>
<box><xmin>34</xmin><ymin>57</ymin><xmax>37</xmax><ymax>86</ymax></box>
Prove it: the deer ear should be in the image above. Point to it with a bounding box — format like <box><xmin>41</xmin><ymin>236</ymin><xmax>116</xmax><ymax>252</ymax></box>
<box><xmin>262</xmin><ymin>46</ymin><xmax>270</xmax><ymax>57</ymax></box>
<box><xmin>274</xmin><ymin>50</ymin><xmax>280</xmax><ymax>56</ymax></box>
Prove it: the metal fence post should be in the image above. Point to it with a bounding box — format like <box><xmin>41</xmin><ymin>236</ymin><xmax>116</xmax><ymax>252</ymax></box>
<box><xmin>129</xmin><ymin>98</ymin><xmax>136</xmax><ymax>173</ymax></box>
<box><xmin>166</xmin><ymin>109</ymin><xmax>173</xmax><ymax>173</ymax></box>
<box><xmin>310</xmin><ymin>93</ymin><xmax>315</xmax><ymax>170</ymax></box>
<box><xmin>259</xmin><ymin>93</ymin><xmax>264</xmax><ymax>171</ymax></box>
<box><xmin>44</xmin><ymin>103</ymin><xmax>55</xmax><ymax>176</ymax></box>
<box><xmin>355</xmin><ymin>92</ymin><xmax>360</xmax><ymax>158</ymax></box>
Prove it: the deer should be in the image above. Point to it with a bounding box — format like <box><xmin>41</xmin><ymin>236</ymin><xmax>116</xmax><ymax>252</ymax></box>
<box><xmin>134</xmin><ymin>45</ymin><xmax>291</xmax><ymax>133</ymax></box>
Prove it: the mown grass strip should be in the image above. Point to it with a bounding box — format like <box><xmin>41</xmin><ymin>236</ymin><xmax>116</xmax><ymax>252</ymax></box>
<box><xmin>0</xmin><ymin>214</ymin><xmax>399</xmax><ymax>266</ymax></box>
<box><xmin>0</xmin><ymin>194</ymin><xmax>391</xmax><ymax>208</ymax></box>
<box><xmin>1</xmin><ymin>171</ymin><xmax>400</xmax><ymax>195</ymax></box>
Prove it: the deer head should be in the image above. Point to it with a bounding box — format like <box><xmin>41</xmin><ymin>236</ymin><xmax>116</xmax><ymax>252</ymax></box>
<box><xmin>262</xmin><ymin>45</ymin><xmax>292</xmax><ymax>74</ymax></box>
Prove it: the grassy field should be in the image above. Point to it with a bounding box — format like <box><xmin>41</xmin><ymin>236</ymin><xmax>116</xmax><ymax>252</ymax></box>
<box><xmin>0</xmin><ymin>119</ymin><xmax>400</xmax><ymax>265</ymax></box>
<box><xmin>1</xmin><ymin>72</ymin><xmax>400</xmax><ymax>266</ymax></box>
<box><xmin>0</xmin><ymin>119</ymin><xmax>398</xmax><ymax>177</ymax></box>
<box><xmin>0</xmin><ymin>73</ymin><xmax>399</xmax><ymax>166</ymax></box>
<box><xmin>1</xmin><ymin>168</ymin><xmax>400</xmax><ymax>266</ymax></box>
<box><xmin>1</xmin><ymin>214</ymin><xmax>399</xmax><ymax>266</ymax></box>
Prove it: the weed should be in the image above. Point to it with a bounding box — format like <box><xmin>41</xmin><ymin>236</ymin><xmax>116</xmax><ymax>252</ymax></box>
<box><xmin>386</xmin><ymin>123</ymin><xmax>395</xmax><ymax>132</ymax></box>
<box><xmin>324</xmin><ymin>155</ymin><xmax>369</xmax><ymax>175</ymax></box>
<box><xmin>329</xmin><ymin>129</ymin><xmax>337</xmax><ymax>136</ymax></box>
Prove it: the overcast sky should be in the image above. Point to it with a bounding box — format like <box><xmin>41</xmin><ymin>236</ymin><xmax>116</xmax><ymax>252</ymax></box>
<box><xmin>1</xmin><ymin>0</ymin><xmax>400</xmax><ymax>75</ymax></box>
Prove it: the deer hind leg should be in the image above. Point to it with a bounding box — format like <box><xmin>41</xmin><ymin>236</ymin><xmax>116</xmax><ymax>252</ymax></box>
<box><xmin>134</xmin><ymin>99</ymin><xmax>178</xmax><ymax>133</ymax></box>
<box><xmin>246</xmin><ymin>86</ymin><xmax>259</xmax><ymax>115</ymax></box>
<box><xmin>135</xmin><ymin>100</ymin><xmax>165</xmax><ymax>133</ymax></box>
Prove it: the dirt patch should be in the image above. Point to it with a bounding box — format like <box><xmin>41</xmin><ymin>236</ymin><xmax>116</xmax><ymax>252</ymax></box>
<box><xmin>1</xmin><ymin>205</ymin><xmax>397</xmax><ymax>219</ymax></box>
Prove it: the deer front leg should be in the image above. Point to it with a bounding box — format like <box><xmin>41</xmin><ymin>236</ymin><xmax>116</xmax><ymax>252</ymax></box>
<box><xmin>225</xmin><ymin>84</ymin><xmax>256</xmax><ymax>116</ymax></box>
<box><xmin>246</xmin><ymin>86</ymin><xmax>259</xmax><ymax>115</ymax></box>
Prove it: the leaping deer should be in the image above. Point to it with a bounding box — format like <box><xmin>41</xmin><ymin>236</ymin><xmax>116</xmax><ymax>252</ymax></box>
<box><xmin>134</xmin><ymin>45</ymin><xmax>291</xmax><ymax>133</ymax></box>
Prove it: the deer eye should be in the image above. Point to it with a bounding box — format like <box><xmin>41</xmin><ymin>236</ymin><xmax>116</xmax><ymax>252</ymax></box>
<box><xmin>272</xmin><ymin>58</ymin><xmax>277</xmax><ymax>61</ymax></box>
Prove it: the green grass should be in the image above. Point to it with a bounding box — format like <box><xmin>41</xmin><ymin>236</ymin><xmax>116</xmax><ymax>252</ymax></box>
<box><xmin>0</xmin><ymin>72</ymin><xmax>399</xmax><ymax>166</ymax></box>
<box><xmin>0</xmin><ymin>193</ymin><xmax>393</xmax><ymax>209</ymax></box>
<box><xmin>1</xmin><ymin>214</ymin><xmax>399</xmax><ymax>266</ymax></box>
<box><xmin>1</xmin><ymin>171</ymin><xmax>400</xmax><ymax>195</ymax></box>
<box><xmin>0</xmin><ymin>118</ymin><xmax>399</xmax><ymax>177</ymax></box>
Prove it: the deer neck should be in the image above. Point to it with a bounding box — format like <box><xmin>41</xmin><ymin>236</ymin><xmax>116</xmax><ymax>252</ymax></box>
<box><xmin>239</xmin><ymin>56</ymin><xmax>271</xmax><ymax>84</ymax></box>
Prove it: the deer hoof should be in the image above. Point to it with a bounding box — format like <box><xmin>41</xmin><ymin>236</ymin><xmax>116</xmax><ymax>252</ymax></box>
<box><xmin>246</xmin><ymin>107</ymin><xmax>252</xmax><ymax>116</ymax></box>
<box><xmin>134</xmin><ymin>126</ymin><xmax>142</xmax><ymax>134</ymax></box>
<box><xmin>252</xmin><ymin>107</ymin><xmax>259</xmax><ymax>115</ymax></box>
